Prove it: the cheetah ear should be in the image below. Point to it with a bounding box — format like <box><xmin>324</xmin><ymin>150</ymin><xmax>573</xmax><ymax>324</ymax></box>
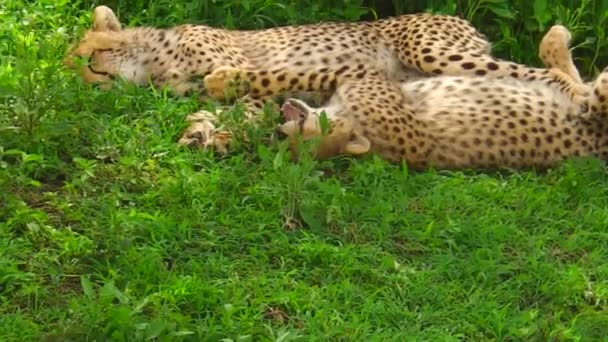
<box><xmin>342</xmin><ymin>131</ymin><xmax>370</xmax><ymax>155</ymax></box>
<box><xmin>92</xmin><ymin>6</ymin><xmax>121</xmax><ymax>32</ymax></box>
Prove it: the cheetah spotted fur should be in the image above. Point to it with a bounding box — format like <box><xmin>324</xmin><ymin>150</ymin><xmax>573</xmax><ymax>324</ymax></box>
<box><xmin>65</xmin><ymin>6</ymin><xmax>589</xmax><ymax>152</ymax></box>
<box><xmin>275</xmin><ymin>25</ymin><xmax>608</xmax><ymax>170</ymax></box>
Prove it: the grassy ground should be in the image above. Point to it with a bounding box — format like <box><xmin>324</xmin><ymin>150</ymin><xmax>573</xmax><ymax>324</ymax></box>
<box><xmin>2</xmin><ymin>1</ymin><xmax>608</xmax><ymax>341</ymax></box>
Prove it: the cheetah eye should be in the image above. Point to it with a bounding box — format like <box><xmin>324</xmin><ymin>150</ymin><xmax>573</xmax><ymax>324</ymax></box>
<box><xmin>87</xmin><ymin>61</ymin><xmax>107</xmax><ymax>75</ymax></box>
<box><xmin>86</xmin><ymin>51</ymin><xmax>115</xmax><ymax>79</ymax></box>
<box><xmin>87</xmin><ymin>63</ymin><xmax>115</xmax><ymax>80</ymax></box>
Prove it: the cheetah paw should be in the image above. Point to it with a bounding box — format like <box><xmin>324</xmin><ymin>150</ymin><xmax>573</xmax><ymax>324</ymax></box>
<box><xmin>543</xmin><ymin>26</ymin><xmax>583</xmax><ymax>82</ymax></box>
<box><xmin>540</xmin><ymin>25</ymin><xmax>572</xmax><ymax>56</ymax></box>
<box><xmin>204</xmin><ymin>66</ymin><xmax>249</xmax><ymax>101</ymax></box>
<box><xmin>177</xmin><ymin>110</ymin><xmax>232</xmax><ymax>154</ymax></box>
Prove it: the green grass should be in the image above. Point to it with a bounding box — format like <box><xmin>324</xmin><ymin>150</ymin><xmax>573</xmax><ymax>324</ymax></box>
<box><xmin>2</xmin><ymin>0</ymin><xmax>608</xmax><ymax>340</ymax></box>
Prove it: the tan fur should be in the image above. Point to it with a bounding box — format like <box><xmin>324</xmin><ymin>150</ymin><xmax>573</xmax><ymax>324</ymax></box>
<box><xmin>276</xmin><ymin>25</ymin><xmax>608</xmax><ymax>170</ymax></box>
<box><xmin>67</xmin><ymin>7</ymin><xmax>589</xmax><ymax>152</ymax></box>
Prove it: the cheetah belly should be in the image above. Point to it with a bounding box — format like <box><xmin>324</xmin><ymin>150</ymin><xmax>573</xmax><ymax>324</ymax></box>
<box><xmin>400</xmin><ymin>77</ymin><xmax>582</xmax><ymax>168</ymax></box>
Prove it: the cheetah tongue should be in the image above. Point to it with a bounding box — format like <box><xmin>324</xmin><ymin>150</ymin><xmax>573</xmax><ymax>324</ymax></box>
<box><xmin>281</xmin><ymin>102</ymin><xmax>304</xmax><ymax>122</ymax></box>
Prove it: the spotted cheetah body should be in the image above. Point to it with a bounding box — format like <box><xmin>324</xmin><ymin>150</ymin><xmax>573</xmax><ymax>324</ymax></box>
<box><xmin>66</xmin><ymin>7</ymin><xmax>590</xmax><ymax>152</ymax></box>
<box><xmin>66</xmin><ymin>6</ymin><xmax>492</xmax><ymax>94</ymax></box>
<box><xmin>276</xmin><ymin>26</ymin><xmax>608</xmax><ymax>169</ymax></box>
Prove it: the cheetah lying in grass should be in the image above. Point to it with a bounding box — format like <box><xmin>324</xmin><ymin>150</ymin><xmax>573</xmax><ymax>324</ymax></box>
<box><xmin>65</xmin><ymin>6</ymin><xmax>588</xmax><ymax>153</ymax></box>
<box><xmin>272</xmin><ymin>25</ymin><xmax>607</xmax><ymax>170</ymax></box>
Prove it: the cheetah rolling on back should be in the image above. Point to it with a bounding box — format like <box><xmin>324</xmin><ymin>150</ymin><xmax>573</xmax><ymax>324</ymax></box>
<box><xmin>65</xmin><ymin>6</ymin><xmax>588</xmax><ymax>152</ymax></box>
<box><xmin>276</xmin><ymin>25</ymin><xmax>608</xmax><ymax>170</ymax></box>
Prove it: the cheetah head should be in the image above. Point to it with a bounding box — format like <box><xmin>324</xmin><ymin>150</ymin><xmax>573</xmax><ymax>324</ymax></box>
<box><xmin>64</xmin><ymin>6</ymin><xmax>145</xmax><ymax>87</ymax></box>
<box><xmin>277</xmin><ymin>99</ymin><xmax>371</xmax><ymax>160</ymax></box>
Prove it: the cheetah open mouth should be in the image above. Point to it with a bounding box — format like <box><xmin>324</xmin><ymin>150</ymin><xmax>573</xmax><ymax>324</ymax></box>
<box><xmin>281</xmin><ymin>99</ymin><xmax>308</xmax><ymax>123</ymax></box>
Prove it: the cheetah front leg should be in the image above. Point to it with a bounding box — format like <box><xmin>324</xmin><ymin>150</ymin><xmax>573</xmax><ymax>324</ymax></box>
<box><xmin>203</xmin><ymin>64</ymin><xmax>387</xmax><ymax>102</ymax></box>
<box><xmin>178</xmin><ymin>95</ymin><xmax>279</xmax><ymax>152</ymax></box>
<box><xmin>537</xmin><ymin>25</ymin><xmax>608</xmax><ymax>121</ymax></box>
<box><xmin>535</xmin><ymin>25</ymin><xmax>608</xmax><ymax>121</ymax></box>
<box><xmin>538</xmin><ymin>25</ymin><xmax>583</xmax><ymax>84</ymax></box>
<box><xmin>203</xmin><ymin>66</ymin><xmax>254</xmax><ymax>101</ymax></box>
<box><xmin>537</xmin><ymin>24</ymin><xmax>603</xmax><ymax>119</ymax></box>
<box><xmin>178</xmin><ymin>109</ymin><xmax>232</xmax><ymax>153</ymax></box>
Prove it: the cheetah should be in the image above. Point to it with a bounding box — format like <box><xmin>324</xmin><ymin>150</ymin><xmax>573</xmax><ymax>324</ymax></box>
<box><xmin>274</xmin><ymin>25</ymin><xmax>608</xmax><ymax>170</ymax></box>
<box><xmin>65</xmin><ymin>6</ymin><xmax>588</xmax><ymax>152</ymax></box>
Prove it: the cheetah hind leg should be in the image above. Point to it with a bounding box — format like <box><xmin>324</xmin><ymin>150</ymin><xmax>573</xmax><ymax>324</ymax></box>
<box><xmin>405</xmin><ymin>43</ymin><xmax>590</xmax><ymax>107</ymax></box>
